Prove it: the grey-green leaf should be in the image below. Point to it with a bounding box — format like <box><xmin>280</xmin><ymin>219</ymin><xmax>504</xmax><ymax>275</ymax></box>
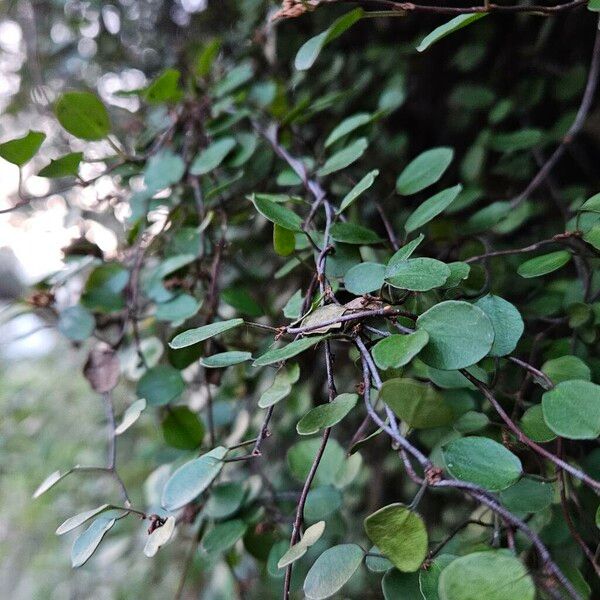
<box><xmin>517</xmin><ymin>250</ymin><xmax>571</xmax><ymax>278</ymax></box>
<box><xmin>372</xmin><ymin>331</ymin><xmax>429</xmax><ymax>370</ymax></box>
<box><xmin>303</xmin><ymin>544</ymin><xmax>364</xmax><ymax>600</ymax></box>
<box><xmin>474</xmin><ymin>294</ymin><xmax>524</xmax><ymax>357</ymax></box>
<box><xmin>404</xmin><ymin>184</ymin><xmax>462</xmax><ymax>232</ymax></box>
<box><xmin>344</xmin><ymin>262</ymin><xmax>385</xmax><ymax>295</ymax></box>
<box><xmin>190</xmin><ymin>137</ymin><xmax>236</xmax><ymax>175</ymax></box>
<box><xmin>443</xmin><ymin>436</ymin><xmax>522</xmax><ymax>491</ymax></box>
<box><xmin>297</xmin><ymin>393</ymin><xmax>358</xmax><ymax>435</ymax></box>
<box><xmin>161</xmin><ymin>446</ymin><xmax>227</xmax><ymax>511</ymax></box>
<box><xmin>254</xmin><ymin>336</ymin><xmax>326</xmax><ymax>367</ymax></box>
<box><xmin>396</xmin><ymin>147</ymin><xmax>454</xmax><ymax>195</ymax></box>
<box><xmin>542</xmin><ymin>380</ymin><xmax>600</xmax><ymax>440</ymax></box>
<box><xmin>294</xmin><ymin>8</ymin><xmax>364</xmax><ymax>71</ymax></box>
<box><xmin>71</xmin><ymin>516</ymin><xmax>115</xmax><ymax>567</ymax></box>
<box><xmin>317</xmin><ymin>137</ymin><xmax>368</xmax><ymax>177</ymax></box>
<box><xmin>169</xmin><ymin>318</ymin><xmax>244</xmax><ymax>349</ymax></box>
<box><xmin>416</xmin><ymin>14</ymin><xmax>488</xmax><ymax>53</ymax></box>
<box><xmin>252</xmin><ymin>195</ymin><xmax>304</xmax><ymax>232</ymax></box>
<box><xmin>416</xmin><ymin>301</ymin><xmax>495</xmax><ymax>370</ymax></box>
<box><xmin>337</xmin><ymin>169</ymin><xmax>379</xmax><ymax>214</ymax></box>
<box><xmin>385</xmin><ymin>257</ymin><xmax>450</xmax><ymax>291</ymax></box>
<box><xmin>200</xmin><ymin>351</ymin><xmax>252</xmax><ymax>368</ymax></box>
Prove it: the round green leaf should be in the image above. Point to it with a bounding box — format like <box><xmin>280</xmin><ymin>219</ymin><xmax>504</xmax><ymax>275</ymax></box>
<box><xmin>304</xmin><ymin>486</ymin><xmax>343</xmax><ymax>521</ymax></box>
<box><xmin>55</xmin><ymin>91</ymin><xmax>111</xmax><ymax>140</ymax></box>
<box><xmin>474</xmin><ymin>294</ymin><xmax>524</xmax><ymax>357</ymax></box>
<box><xmin>205</xmin><ymin>482</ymin><xmax>246</xmax><ymax>519</ymax></box>
<box><xmin>379</xmin><ymin>378</ymin><xmax>454</xmax><ymax>429</ymax></box>
<box><xmin>287</xmin><ymin>438</ymin><xmax>345</xmax><ymax>486</ymax></box>
<box><xmin>499</xmin><ymin>477</ymin><xmax>554</xmax><ymax>514</ymax></box>
<box><xmin>161</xmin><ymin>446</ymin><xmax>227</xmax><ymax>511</ymax></box>
<box><xmin>144</xmin><ymin>149</ymin><xmax>185</xmax><ymax>192</ymax></box>
<box><xmin>364</xmin><ymin>503</ymin><xmax>428</xmax><ymax>572</ymax></box>
<box><xmin>344</xmin><ymin>262</ymin><xmax>385</xmax><ymax>295</ymax></box>
<box><xmin>542</xmin><ymin>380</ymin><xmax>600</xmax><ymax>439</ymax></box>
<box><xmin>0</xmin><ymin>130</ymin><xmax>46</xmax><ymax>166</ymax></box>
<box><xmin>385</xmin><ymin>257</ymin><xmax>451</xmax><ymax>291</ymax></box>
<box><xmin>303</xmin><ymin>544</ymin><xmax>364</xmax><ymax>600</ymax></box>
<box><xmin>438</xmin><ymin>551</ymin><xmax>535</xmax><ymax>600</ymax></box>
<box><xmin>419</xmin><ymin>554</ymin><xmax>456</xmax><ymax>600</ymax></box>
<box><xmin>297</xmin><ymin>393</ymin><xmax>358</xmax><ymax>435</ymax></box>
<box><xmin>200</xmin><ymin>351</ymin><xmax>252</xmax><ymax>368</ymax></box>
<box><xmin>417</xmin><ymin>301</ymin><xmax>495</xmax><ymax>370</ymax></box>
<box><xmin>542</xmin><ymin>355</ymin><xmax>591</xmax><ymax>385</ymax></box>
<box><xmin>383</xmin><ymin>570</ymin><xmax>421</xmax><ymax>599</ymax></box>
<box><xmin>520</xmin><ymin>404</ymin><xmax>557</xmax><ymax>443</ymax></box>
<box><xmin>404</xmin><ymin>184</ymin><xmax>462</xmax><ymax>232</ymax></box>
<box><xmin>396</xmin><ymin>147</ymin><xmax>454</xmax><ymax>195</ymax></box>
<box><xmin>443</xmin><ymin>436</ymin><xmax>522</xmax><ymax>491</ymax></box>
<box><xmin>517</xmin><ymin>250</ymin><xmax>571</xmax><ymax>278</ymax></box>
<box><xmin>58</xmin><ymin>305</ymin><xmax>95</xmax><ymax>341</ymax></box>
<box><xmin>162</xmin><ymin>406</ymin><xmax>205</xmax><ymax>449</ymax></box>
<box><xmin>136</xmin><ymin>365</ymin><xmax>185</xmax><ymax>406</ymax></box>
<box><xmin>372</xmin><ymin>331</ymin><xmax>429</xmax><ymax>370</ymax></box>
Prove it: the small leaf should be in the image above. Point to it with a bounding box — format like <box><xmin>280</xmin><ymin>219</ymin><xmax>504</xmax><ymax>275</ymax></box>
<box><xmin>380</xmin><ymin>378</ymin><xmax>454</xmax><ymax>429</ymax></box>
<box><xmin>385</xmin><ymin>257</ymin><xmax>451</xmax><ymax>291</ymax></box>
<box><xmin>0</xmin><ymin>130</ymin><xmax>46</xmax><ymax>166</ymax></box>
<box><xmin>143</xmin><ymin>69</ymin><xmax>182</xmax><ymax>104</ymax></box>
<box><xmin>161</xmin><ymin>446</ymin><xmax>227</xmax><ymax>511</ymax></box>
<box><xmin>297</xmin><ymin>393</ymin><xmax>358</xmax><ymax>435</ymax></box>
<box><xmin>330</xmin><ymin>222</ymin><xmax>382</xmax><ymax>245</ymax></box>
<box><xmin>200</xmin><ymin>351</ymin><xmax>252</xmax><ymax>368</ymax></box>
<box><xmin>203</xmin><ymin>519</ymin><xmax>247</xmax><ymax>553</ymax></box>
<box><xmin>489</xmin><ymin>128</ymin><xmax>542</xmax><ymax>152</ymax></box>
<box><xmin>252</xmin><ymin>195</ymin><xmax>304</xmax><ymax>232</ymax></box>
<box><xmin>396</xmin><ymin>147</ymin><xmax>454</xmax><ymax>195</ymax></box>
<box><xmin>253</xmin><ymin>336</ymin><xmax>326</xmax><ymax>366</ymax></box>
<box><xmin>115</xmin><ymin>399</ymin><xmax>147</xmax><ymax>435</ymax></box>
<box><xmin>258</xmin><ymin>363</ymin><xmax>300</xmax><ymax>408</ymax></box>
<box><xmin>144</xmin><ymin>516</ymin><xmax>176</xmax><ymax>557</ymax></box>
<box><xmin>387</xmin><ymin>234</ymin><xmax>425</xmax><ymax>264</ymax></box>
<box><xmin>55</xmin><ymin>91</ymin><xmax>111</xmax><ymax>140</ymax></box>
<box><xmin>162</xmin><ymin>406</ymin><xmax>205</xmax><ymax>450</ymax></box>
<box><xmin>190</xmin><ymin>137</ymin><xmax>236</xmax><ymax>175</ymax></box>
<box><xmin>169</xmin><ymin>318</ymin><xmax>244</xmax><ymax>349</ymax></box>
<box><xmin>499</xmin><ymin>478</ymin><xmax>554</xmax><ymax>514</ymax></box>
<box><xmin>517</xmin><ymin>250</ymin><xmax>571</xmax><ymax>278</ymax></box>
<box><xmin>33</xmin><ymin>470</ymin><xmax>64</xmax><ymax>498</ymax></box>
<box><xmin>419</xmin><ymin>554</ymin><xmax>456</xmax><ymax>600</ymax></box>
<box><xmin>337</xmin><ymin>169</ymin><xmax>379</xmax><ymax>214</ymax></box>
<box><xmin>144</xmin><ymin>149</ymin><xmax>186</xmax><ymax>192</ymax></box>
<box><xmin>542</xmin><ymin>380</ymin><xmax>600</xmax><ymax>439</ymax></box>
<box><xmin>303</xmin><ymin>544</ymin><xmax>364</xmax><ymax>599</ymax></box>
<box><xmin>474</xmin><ymin>294</ymin><xmax>524</xmax><ymax>357</ymax></box>
<box><xmin>301</xmin><ymin>304</ymin><xmax>346</xmax><ymax>334</ymax></box>
<box><xmin>416</xmin><ymin>301</ymin><xmax>495</xmax><ymax>370</ymax></box>
<box><xmin>325</xmin><ymin>113</ymin><xmax>372</xmax><ymax>147</ymax></box>
<box><xmin>57</xmin><ymin>504</ymin><xmax>111</xmax><ymax>535</ymax></box>
<box><xmin>58</xmin><ymin>305</ymin><xmax>95</xmax><ymax>341</ymax></box>
<box><xmin>444</xmin><ymin>262</ymin><xmax>471</xmax><ymax>288</ymax></box>
<box><xmin>443</xmin><ymin>436</ymin><xmax>522</xmax><ymax>491</ymax></box>
<box><xmin>38</xmin><ymin>152</ymin><xmax>83</xmax><ymax>178</ymax></box>
<box><xmin>404</xmin><ymin>184</ymin><xmax>462</xmax><ymax>232</ymax></box>
<box><xmin>155</xmin><ymin>294</ymin><xmax>200</xmax><ymax>323</ymax></box>
<box><xmin>295</xmin><ymin>8</ymin><xmax>364</xmax><ymax>71</ymax></box>
<box><xmin>71</xmin><ymin>516</ymin><xmax>115</xmax><ymax>567</ymax></box>
<box><xmin>205</xmin><ymin>482</ymin><xmax>246</xmax><ymax>519</ymax></box>
<box><xmin>287</xmin><ymin>438</ymin><xmax>345</xmax><ymax>486</ymax></box>
<box><xmin>273</xmin><ymin>224</ymin><xmax>296</xmax><ymax>256</ymax></box>
<box><xmin>417</xmin><ymin>14</ymin><xmax>488</xmax><ymax>53</ymax></box>
<box><xmin>277</xmin><ymin>521</ymin><xmax>326</xmax><ymax>569</ymax></box>
<box><xmin>317</xmin><ymin>137</ymin><xmax>368</xmax><ymax>176</ymax></box>
<box><xmin>520</xmin><ymin>405</ymin><xmax>557</xmax><ymax>443</ymax></box>
<box><xmin>372</xmin><ymin>331</ymin><xmax>429</xmax><ymax>370</ymax></box>
<box><xmin>438</xmin><ymin>551</ymin><xmax>535</xmax><ymax>600</ymax></box>
<box><xmin>136</xmin><ymin>365</ymin><xmax>184</xmax><ymax>406</ymax></box>
<box><xmin>364</xmin><ymin>504</ymin><xmax>428</xmax><ymax>572</ymax></box>
<box><xmin>344</xmin><ymin>262</ymin><xmax>385</xmax><ymax>295</ymax></box>
<box><xmin>542</xmin><ymin>355</ymin><xmax>591</xmax><ymax>385</ymax></box>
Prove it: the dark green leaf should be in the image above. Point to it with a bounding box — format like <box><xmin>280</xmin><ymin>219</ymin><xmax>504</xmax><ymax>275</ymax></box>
<box><xmin>137</xmin><ymin>365</ymin><xmax>185</xmax><ymax>406</ymax></box>
<box><xmin>317</xmin><ymin>137</ymin><xmax>368</xmax><ymax>176</ymax></box>
<box><xmin>517</xmin><ymin>250</ymin><xmax>571</xmax><ymax>278</ymax></box>
<box><xmin>162</xmin><ymin>406</ymin><xmax>205</xmax><ymax>449</ymax></box>
<box><xmin>0</xmin><ymin>130</ymin><xmax>46</xmax><ymax>166</ymax></box>
<box><xmin>200</xmin><ymin>351</ymin><xmax>252</xmax><ymax>368</ymax></box>
<box><xmin>474</xmin><ymin>294</ymin><xmax>524</xmax><ymax>357</ymax></box>
<box><xmin>396</xmin><ymin>147</ymin><xmax>454</xmax><ymax>195</ymax></box>
<box><xmin>297</xmin><ymin>393</ymin><xmax>358</xmax><ymax>435</ymax></box>
<box><xmin>372</xmin><ymin>331</ymin><xmax>429</xmax><ymax>370</ymax></box>
<box><xmin>385</xmin><ymin>257</ymin><xmax>451</xmax><ymax>291</ymax></box>
<box><xmin>55</xmin><ymin>91</ymin><xmax>111</xmax><ymax>140</ymax></box>
<box><xmin>253</xmin><ymin>195</ymin><xmax>304</xmax><ymax>232</ymax></box>
<box><xmin>38</xmin><ymin>152</ymin><xmax>83</xmax><ymax>178</ymax></box>
<box><xmin>404</xmin><ymin>184</ymin><xmax>462</xmax><ymax>232</ymax></box>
